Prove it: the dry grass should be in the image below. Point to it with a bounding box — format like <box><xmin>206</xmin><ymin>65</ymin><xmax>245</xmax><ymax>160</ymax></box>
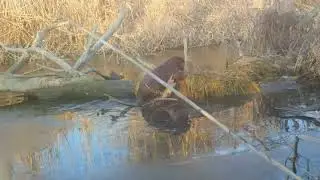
<box><xmin>244</xmin><ymin>1</ymin><xmax>320</xmax><ymax>79</ymax></box>
<box><xmin>1</xmin><ymin>0</ymin><xmax>320</xmax><ymax>97</ymax></box>
<box><xmin>134</xmin><ymin>57</ymin><xmax>280</xmax><ymax>100</ymax></box>
<box><xmin>0</xmin><ymin>91</ymin><xmax>27</xmax><ymax>107</ymax></box>
<box><xmin>179</xmin><ymin>58</ymin><xmax>281</xmax><ymax>100</ymax></box>
<box><xmin>0</xmin><ymin>0</ymin><xmax>256</xmax><ymax>62</ymax></box>
<box><xmin>0</xmin><ymin>0</ymin><xmax>318</xmax><ymax>59</ymax></box>
<box><xmin>180</xmin><ymin>75</ymin><xmax>260</xmax><ymax>100</ymax></box>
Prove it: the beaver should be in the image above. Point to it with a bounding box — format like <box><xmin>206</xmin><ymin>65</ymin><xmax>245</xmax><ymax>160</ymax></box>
<box><xmin>136</xmin><ymin>56</ymin><xmax>186</xmax><ymax>106</ymax></box>
<box><xmin>140</xmin><ymin>98</ymin><xmax>191</xmax><ymax>134</ymax></box>
<box><xmin>136</xmin><ymin>56</ymin><xmax>190</xmax><ymax>134</ymax></box>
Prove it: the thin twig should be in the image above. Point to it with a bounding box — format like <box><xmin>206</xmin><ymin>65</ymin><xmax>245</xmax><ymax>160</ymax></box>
<box><xmin>73</xmin><ymin>8</ymin><xmax>127</xmax><ymax>70</ymax></box>
<box><xmin>0</xmin><ymin>72</ymin><xmax>62</xmax><ymax>78</ymax></box>
<box><xmin>85</xmin><ymin>24</ymin><xmax>99</xmax><ymax>50</ymax></box>
<box><xmin>183</xmin><ymin>37</ymin><xmax>189</xmax><ymax>72</ymax></box>
<box><xmin>141</xmin><ymin>98</ymin><xmax>178</xmax><ymax>108</ymax></box>
<box><xmin>23</xmin><ymin>67</ymin><xmax>43</xmax><ymax>75</ymax></box>
<box><xmin>103</xmin><ymin>93</ymin><xmax>137</xmax><ymax>107</ymax></box>
<box><xmin>36</xmin><ymin>63</ymin><xmax>64</xmax><ymax>72</ymax></box>
<box><xmin>76</xmin><ymin>22</ymin><xmax>303</xmax><ymax>180</ymax></box>
<box><xmin>161</xmin><ymin>74</ymin><xmax>176</xmax><ymax>98</ymax></box>
<box><xmin>84</xmin><ymin>68</ymin><xmax>111</xmax><ymax>80</ymax></box>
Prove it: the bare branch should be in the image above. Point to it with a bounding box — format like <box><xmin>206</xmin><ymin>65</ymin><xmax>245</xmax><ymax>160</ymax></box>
<box><xmin>0</xmin><ymin>72</ymin><xmax>61</xmax><ymax>78</ymax></box>
<box><xmin>161</xmin><ymin>75</ymin><xmax>176</xmax><ymax>98</ymax></box>
<box><xmin>0</xmin><ymin>44</ymin><xmax>25</xmax><ymax>53</ymax></box>
<box><xmin>85</xmin><ymin>24</ymin><xmax>99</xmax><ymax>50</ymax></box>
<box><xmin>73</xmin><ymin>8</ymin><xmax>127</xmax><ymax>70</ymax></box>
<box><xmin>23</xmin><ymin>67</ymin><xmax>43</xmax><ymax>75</ymax></box>
<box><xmin>103</xmin><ymin>93</ymin><xmax>137</xmax><ymax>107</ymax></box>
<box><xmin>0</xmin><ymin>74</ymin><xmax>134</xmax><ymax>100</ymax></box>
<box><xmin>36</xmin><ymin>63</ymin><xmax>64</xmax><ymax>73</ymax></box>
<box><xmin>5</xmin><ymin>51</ymin><xmax>30</xmax><ymax>74</ymax></box>
<box><xmin>5</xmin><ymin>21</ymin><xmax>69</xmax><ymax>74</ymax></box>
<box><xmin>0</xmin><ymin>44</ymin><xmax>74</xmax><ymax>73</ymax></box>
<box><xmin>30</xmin><ymin>47</ymin><xmax>74</xmax><ymax>72</ymax></box>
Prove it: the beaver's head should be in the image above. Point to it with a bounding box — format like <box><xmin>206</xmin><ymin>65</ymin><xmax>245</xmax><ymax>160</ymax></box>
<box><xmin>169</xmin><ymin>56</ymin><xmax>185</xmax><ymax>72</ymax></box>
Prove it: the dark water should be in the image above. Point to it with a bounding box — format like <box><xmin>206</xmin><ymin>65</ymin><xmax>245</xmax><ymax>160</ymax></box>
<box><xmin>0</xmin><ymin>86</ymin><xmax>320</xmax><ymax>180</ymax></box>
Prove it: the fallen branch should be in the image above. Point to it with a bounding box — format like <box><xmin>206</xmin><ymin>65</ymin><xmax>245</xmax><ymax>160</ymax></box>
<box><xmin>5</xmin><ymin>21</ymin><xmax>69</xmax><ymax>74</ymax></box>
<box><xmin>0</xmin><ymin>74</ymin><xmax>134</xmax><ymax>100</ymax></box>
<box><xmin>23</xmin><ymin>67</ymin><xmax>43</xmax><ymax>75</ymax></box>
<box><xmin>73</xmin><ymin>8</ymin><xmax>127</xmax><ymax>70</ymax></box>
<box><xmin>0</xmin><ymin>44</ymin><xmax>75</xmax><ymax>73</ymax></box>
<box><xmin>36</xmin><ymin>63</ymin><xmax>64</xmax><ymax>73</ymax></box>
<box><xmin>0</xmin><ymin>72</ymin><xmax>64</xmax><ymax>78</ymax></box>
<box><xmin>104</xmin><ymin>93</ymin><xmax>137</xmax><ymax>107</ymax></box>
<box><xmin>0</xmin><ymin>12</ymin><xmax>133</xmax><ymax>102</ymax></box>
<box><xmin>85</xmin><ymin>25</ymin><xmax>99</xmax><ymax>50</ymax></box>
<box><xmin>29</xmin><ymin>47</ymin><xmax>74</xmax><ymax>72</ymax></box>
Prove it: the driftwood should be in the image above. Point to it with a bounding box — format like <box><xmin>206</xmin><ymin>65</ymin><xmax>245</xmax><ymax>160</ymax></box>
<box><xmin>73</xmin><ymin>8</ymin><xmax>127</xmax><ymax>70</ymax></box>
<box><xmin>0</xmin><ymin>74</ymin><xmax>133</xmax><ymax>99</ymax></box>
<box><xmin>5</xmin><ymin>21</ymin><xmax>69</xmax><ymax>74</ymax></box>
<box><xmin>0</xmin><ymin>8</ymin><xmax>132</xmax><ymax>105</ymax></box>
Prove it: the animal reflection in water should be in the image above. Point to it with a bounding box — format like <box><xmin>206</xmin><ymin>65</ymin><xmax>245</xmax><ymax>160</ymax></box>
<box><xmin>141</xmin><ymin>98</ymin><xmax>191</xmax><ymax>134</ymax></box>
<box><xmin>136</xmin><ymin>56</ymin><xmax>191</xmax><ymax>134</ymax></box>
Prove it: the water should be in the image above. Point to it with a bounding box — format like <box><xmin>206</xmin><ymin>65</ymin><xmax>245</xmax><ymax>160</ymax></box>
<box><xmin>0</xmin><ymin>85</ymin><xmax>319</xmax><ymax>180</ymax></box>
<box><xmin>88</xmin><ymin>44</ymin><xmax>228</xmax><ymax>80</ymax></box>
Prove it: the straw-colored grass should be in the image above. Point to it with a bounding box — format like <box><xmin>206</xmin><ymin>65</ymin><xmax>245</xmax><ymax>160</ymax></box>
<box><xmin>0</xmin><ymin>0</ymin><xmax>318</xmax><ymax>58</ymax></box>
<box><xmin>180</xmin><ymin>75</ymin><xmax>260</xmax><ymax>100</ymax></box>
<box><xmin>1</xmin><ymin>0</ymin><xmax>319</xmax><ymax>93</ymax></box>
<box><xmin>244</xmin><ymin>2</ymin><xmax>320</xmax><ymax>80</ymax></box>
<box><xmin>134</xmin><ymin>57</ymin><xmax>280</xmax><ymax>100</ymax></box>
<box><xmin>179</xmin><ymin>58</ymin><xmax>281</xmax><ymax>100</ymax></box>
<box><xmin>0</xmin><ymin>0</ymin><xmax>257</xmax><ymax>62</ymax></box>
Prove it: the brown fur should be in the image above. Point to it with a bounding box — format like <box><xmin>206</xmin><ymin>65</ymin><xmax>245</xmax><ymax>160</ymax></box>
<box><xmin>141</xmin><ymin>98</ymin><xmax>191</xmax><ymax>134</ymax></box>
<box><xmin>136</xmin><ymin>56</ymin><xmax>186</xmax><ymax>106</ymax></box>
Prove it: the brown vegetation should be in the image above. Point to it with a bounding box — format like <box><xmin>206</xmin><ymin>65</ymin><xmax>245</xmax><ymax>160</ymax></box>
<box><xmin>0</xmin><ymin>91</ymin><xmax>27</xmax><ymax>107</ymax></box>
<box><xmin>0</xmin><ymin>0</ymin><xmax>319</xmax><ymax>100</ymax></box>
<box><xmin>179</xmin><ymin>58</ymin><xmax>281</xmax><ymax>100</ymax></box>
<box><xmin>1</xmin><ymin>0</ymin><xmax>317</xmax><ymax>59</ymax></box>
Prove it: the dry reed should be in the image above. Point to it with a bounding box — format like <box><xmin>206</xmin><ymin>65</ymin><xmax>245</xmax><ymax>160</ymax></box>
<box><xmin>134</xmin><ymin>57</ymin><xmax>280</xmax><ymax>100</ymax></box>
<box><xmin>0</xmin><ymin>0</ymin><xmax>256</xmax><ymax>61</ymax></box>
<box><xmin>1</xmin><ymin>0</ymin><xmax>320</xmax><ymax>94</ymax></box>
<box><xmin>179</xmin><ymin>58</ymin><xmax>281</xmax><ymax>100</ymax></box>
